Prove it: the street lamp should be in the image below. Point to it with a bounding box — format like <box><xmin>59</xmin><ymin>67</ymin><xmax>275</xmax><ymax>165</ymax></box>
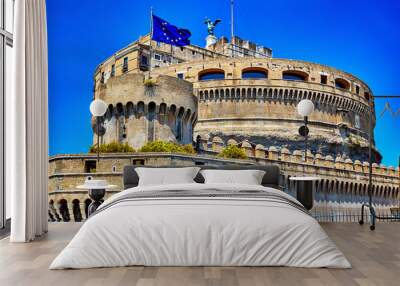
<box><xmin>90</xmin><ymin>99</ymin><xmax>107</xmax><ymax>163</ymax></box>
<box><xmin>297</xmin><ymin>99</ymin><xmax>315</xmax><ymax>162</ymax></box>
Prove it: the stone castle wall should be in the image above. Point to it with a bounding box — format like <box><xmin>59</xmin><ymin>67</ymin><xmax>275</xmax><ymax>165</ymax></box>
<box><xmin>94</xmin><ymin>52</ymin><xmax>378</xmax><ymax>162</ymax></box>
<box><xmin>48</xmin><ymin>151</ymin><xmax>399</xmax><ymax>223</ymax></box>
<box><xmin>93</xmin><ymin>35</ymin><xmax>227</xmax><ymax>84</ymax></box>
<box><xmin>149</xmin><ymin>57</ymin><xmax>376</xmax><ymax>161</ymax></box>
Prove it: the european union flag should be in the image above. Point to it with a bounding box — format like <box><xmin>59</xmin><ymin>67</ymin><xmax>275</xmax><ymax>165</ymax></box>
<box><xmin>152</xmin><ymin>15</ymin><xmax>191</xmax><ymax>47</ymax></box>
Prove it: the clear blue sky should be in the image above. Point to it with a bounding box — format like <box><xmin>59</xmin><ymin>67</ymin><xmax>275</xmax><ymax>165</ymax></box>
<box><xmin>47</xmin><ymin>0</ymin><xmax>400</xmax><ymax>167</ymax></box>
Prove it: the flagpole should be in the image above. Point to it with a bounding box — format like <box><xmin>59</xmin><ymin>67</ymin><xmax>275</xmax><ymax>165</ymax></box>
<box><xmin>230</xmin><ymin>0</ymin><xmax>235</xmax><ymax>57</ymax></box>
<box><xmin>148</xmin><ymin>6</ymin><xmax>154</xmax><ymax>79</ymax></box>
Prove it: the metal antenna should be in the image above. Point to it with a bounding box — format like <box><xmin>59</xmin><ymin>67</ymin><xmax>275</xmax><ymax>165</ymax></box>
<box><xmin>359</xmin><ymin>94</ymin><xmax>400</xmax><ymax>230</ymax></box>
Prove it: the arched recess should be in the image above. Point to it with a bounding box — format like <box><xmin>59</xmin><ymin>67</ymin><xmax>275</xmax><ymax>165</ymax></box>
<box><xmin>282</xmin><ymin>70</ymin><xmax>308</xmax><ymax>81</ymax></box>
<box><xmin>335</xmin><ymin>78</ymin><xmax>350</xmax><ymax>90</ymax></box>
<box><xmin>147</xmin><ymin>102</ymin><xmax>157</xmax><ymax>142</ymax></box>
<box><xmin>58</xmin><ymin>199</ymin><xmax>70</xmax><ymax>222</ymax></box>
<box><xmin>176</xmin><ymin>107</ymin><xmax>185</xmax><ymax>142</ymax></box>
<box><xmin>116</xmin><ymin>103</ymin><xmax>126</xmax><ymax>142</ymax></box>
<box><xmin>159</xmin><ymin>103</ymin><xmax>167</xmax><ymax>124</ymax></box>
<box><xmin>183</xmin><ymin>109</ymin><xmax>192</xmax><ymax>144</ymax></box>
<box><xmin>72</xmin><ymin>199</ymin><xmax>82</xmax><ymax>222</ymax></box>
<box><xmin>105</xmin><ymin>104</ymin><xmax>114</xmax><ymax>120</ymax></box>
<box><xmin>242</xmin><ymin>67</ymin><xmax>268</xmax><ymax>79</ymax></box>
<box><xmin>136</xmin><ymin>101</ymin><xmax>145</xmax><ymax>117</ymax></box>
<box><xmin>116</xmin><ymin>102</ymin><xmax>124</xmax><ymax>116</ymax></box>
<box><xmin>198</xmin><ymin>68</ymin><xmax>225</xmax><ymax>81</ymax></box>
<box><xmin>126</xmin><ymin>102</ymin><xmax>134</xmax><ymax>118</ymax></box>
<box><xmin>168</xmin><ymin>105</ymin><xmax>177</xmax><ymax>133</ymax></box>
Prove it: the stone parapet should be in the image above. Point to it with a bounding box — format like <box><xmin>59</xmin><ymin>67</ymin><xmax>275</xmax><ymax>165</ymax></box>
<box><xmin>195</xmin><ymin>139</ymin><xmax>399</xmax><ymax>182</ymax></box>
<box><xmin>48</xmin><ymin>152</ymin><xmax>399</xmax><ymax>222</ymax></box>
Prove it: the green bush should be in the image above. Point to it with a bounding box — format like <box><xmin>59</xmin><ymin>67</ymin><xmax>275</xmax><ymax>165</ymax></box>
<box><xmin>89</xmin><ymin>142</ymin><xmax>135</xmax><ymax>153</ymax></box>
<box><xmin>218</xmin><ymin>145</ymin><xmax>248</xmax><ymax>160</ymax></box>
<box><xmin>181</xmin><ymin>144</ymin><xmax>196</xmax><ymax>154</ymax></box>
<box><xmin>143</xmin><ymin>78</ymin><xmax>157</xmax><ymax>87</ymax></box>
<box><xmin>139</xmin><ymin>141</ymin><xmax>195</xmax><ymax>154</ymax></box>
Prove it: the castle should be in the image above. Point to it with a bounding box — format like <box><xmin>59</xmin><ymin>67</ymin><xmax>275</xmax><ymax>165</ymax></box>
<box><xmin>93</xmin><ymin>33</ymin><xmax>379</xmax><ymax>163</ymax></box>
<box><xmin>48</xmin><ymin>30</ymin><xmax>399</xmax><ymax>223</ymax></box>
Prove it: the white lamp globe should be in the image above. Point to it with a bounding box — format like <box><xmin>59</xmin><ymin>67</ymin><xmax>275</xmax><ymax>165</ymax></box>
<box><xmin>90</xmin><ymin>99</ymin><xmax>108</xmax><ymax>117</ymax></box>
<box><xmin>297</xmin><ymin>99</ymin><xmax>315</xmax><ymax>117</ymax></box>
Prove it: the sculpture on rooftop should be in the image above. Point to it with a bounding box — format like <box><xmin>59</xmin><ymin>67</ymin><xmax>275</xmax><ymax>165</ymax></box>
<box><xmin>204</xmin><ymin>17</ymin><xmax>221</xmax><ymax>36</ymax></box>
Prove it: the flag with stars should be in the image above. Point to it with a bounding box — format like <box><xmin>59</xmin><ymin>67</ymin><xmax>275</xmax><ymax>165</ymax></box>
<box><xmin>152</xmin><ymin>14</ymin><xmax>191</xmax><ymax>47</ymax></box>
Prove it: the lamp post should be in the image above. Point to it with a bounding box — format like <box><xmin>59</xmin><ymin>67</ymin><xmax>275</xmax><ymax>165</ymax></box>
<box><xmin>297</xmin><ymin>99</ymin><xmax>315</xmax><ymax>162</ymax></box>
<box><xmin>90</xmin><ymin>99</ymin><xmax>107</xmax><ymax>163</ymax></box>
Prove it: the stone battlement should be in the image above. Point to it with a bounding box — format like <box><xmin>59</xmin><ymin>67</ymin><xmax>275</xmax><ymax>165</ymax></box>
<box><xmin>47</xmin><ymin>152</ymin><xmax>399</xmax><ymax>223</ymax></box>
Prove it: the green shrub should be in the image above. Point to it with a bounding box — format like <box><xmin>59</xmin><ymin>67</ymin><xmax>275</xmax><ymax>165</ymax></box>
<box><xmin>89</xmin><ymin>142</ymin><xmax>135</xmax><ymax>153</ymax></box>
<box><xmin>218</xmin><ymin>145</ymin><xmax>248</xmax><ymax>160</ymax></box>
<box><xmin>139</xmin><ymin>141</ymin><xmax>195</xmax><ymax>154</ymax></box>
<box><xmin>181</xmin><ymin>144</ymin><xmax>196</xmax><ymax>154</ymax></box>
<box><xmin>143</xmin><ymin>78</ymin><xmax>156</xmax><ymax>87</ymax></box>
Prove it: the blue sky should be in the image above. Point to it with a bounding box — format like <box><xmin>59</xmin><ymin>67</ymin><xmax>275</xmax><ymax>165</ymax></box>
<box><xmin>47</xmin><ymin>0</ymin><xmax>400</xmax><ymax>166</ymax></box>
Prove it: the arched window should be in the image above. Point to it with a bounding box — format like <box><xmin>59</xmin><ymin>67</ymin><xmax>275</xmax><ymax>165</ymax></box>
<box><xmin>282</xmin><ymin>70</ymin><xmax>308</xmax><ymax>81</ymax></box>
<box><xmin>198</xmin><ymin>69</ymin><xmax>225</xmax><ymax>81</ymax></box>
<box><xmin>335</xmin><ymin>78</ymin><xmax>350</xmax><ymax>90</ymax></box>
<box><xmin>242</xmin><ymin>67</ymin><xmax>268</xmax><ymax>79</ymax></box>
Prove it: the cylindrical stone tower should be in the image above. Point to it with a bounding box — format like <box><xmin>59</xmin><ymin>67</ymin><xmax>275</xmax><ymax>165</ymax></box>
<box><xmin>93</xmin><ymin>73</ymin><xmax>197</xmax><ymax>150</ymax></box>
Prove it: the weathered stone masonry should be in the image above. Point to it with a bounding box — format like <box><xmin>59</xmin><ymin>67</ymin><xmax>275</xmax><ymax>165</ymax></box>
<box><xmin>95</xmin><ymin>73</ymin><xmax>197</xmax><ymax>149</ymax></box>
<box><xmin>94</xmin><ymin>36</ymin><xmax>378</xmax><ymax>162</ymax></box>
<box><xmin>48</xmin><ymin>151</ymin><xmax>399</xmax><ymax>223</ymax></box>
